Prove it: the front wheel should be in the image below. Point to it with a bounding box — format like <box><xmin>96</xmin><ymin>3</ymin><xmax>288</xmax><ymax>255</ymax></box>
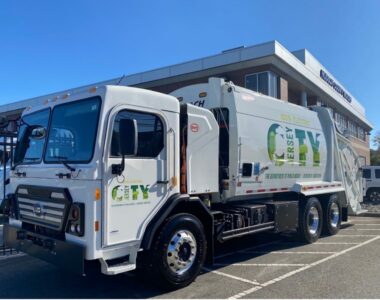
<box><xmin>149</xmin><ymin>213</ymin><xmax>207</xmax><ymax>290</ymax></box>
<box><xmin>298</xmin><ymin>197</ymin><xmax>323</xmax><ymax>243</ymax></box>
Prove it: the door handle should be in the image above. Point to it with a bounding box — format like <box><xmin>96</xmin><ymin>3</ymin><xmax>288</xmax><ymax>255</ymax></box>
<box><xmin>157</xmin><ymin>180</ymin><xmax>169</xmax><ymax>184</ymax></box>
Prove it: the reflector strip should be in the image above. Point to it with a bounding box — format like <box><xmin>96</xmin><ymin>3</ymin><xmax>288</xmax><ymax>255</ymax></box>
<box><xmin>95</xmin><ymin>221</ymin><xmax>99</xmax><ymax>232</ymax></box>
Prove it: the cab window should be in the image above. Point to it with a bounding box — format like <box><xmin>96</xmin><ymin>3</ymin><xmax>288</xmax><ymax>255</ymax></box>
<box><xmin>111</xmin><ymin>110</ymin><xmax>164</xmax><ymax>158</ymax></box>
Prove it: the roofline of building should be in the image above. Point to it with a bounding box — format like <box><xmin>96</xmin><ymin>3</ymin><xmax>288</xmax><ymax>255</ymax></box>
<box><xmin>0</xmin><ymin>40</ymin><xmax>372</xmax><ymax>129</ymax></box>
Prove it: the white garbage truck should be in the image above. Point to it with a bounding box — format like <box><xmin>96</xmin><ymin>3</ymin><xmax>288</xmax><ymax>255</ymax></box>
<box><xmin>4</xmin><ymin>78</ymin><xmax>363</xmax><ymax>289</ymax></box>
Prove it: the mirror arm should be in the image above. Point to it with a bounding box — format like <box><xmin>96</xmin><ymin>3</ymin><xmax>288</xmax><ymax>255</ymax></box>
<box><xmin>121</xmin><ymin>154</ymin><xmax>125</xmax><ymax>174</ymax></box>
<box><xmin>111</xmin><ymin>154</ymin><xmax>125</xmax><ymax>176</ymax></box>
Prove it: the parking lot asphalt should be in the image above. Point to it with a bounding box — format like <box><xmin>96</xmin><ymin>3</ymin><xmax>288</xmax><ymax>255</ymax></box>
<box><xmin>1</xmin><ymin>216</ymin><xmax>380</xmax><ymax>299</ymax></box>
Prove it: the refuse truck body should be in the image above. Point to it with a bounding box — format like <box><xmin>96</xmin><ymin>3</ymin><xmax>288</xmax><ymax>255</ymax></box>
<box><xmin>3</xmin><ymin>78</ymin><xmax>363</xmax><ymax>289</ymax></box>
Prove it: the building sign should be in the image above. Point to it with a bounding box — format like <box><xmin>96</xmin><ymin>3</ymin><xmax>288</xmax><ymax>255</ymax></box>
<box><xmin>320</xmin><ymin>70</ymin><xmax>352</xmax><ymax>103</ymax></box>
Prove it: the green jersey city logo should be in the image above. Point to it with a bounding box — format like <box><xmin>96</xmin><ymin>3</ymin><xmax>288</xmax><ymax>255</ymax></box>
<box><xmin>267</xmin><ymin>123</ymin><xmax>321</xmax><ymax>167</ymax></box>
<box><xmin>112</xmin><ymin>184</ymin><xmax>150</xmax><ymax>201</ymax></box>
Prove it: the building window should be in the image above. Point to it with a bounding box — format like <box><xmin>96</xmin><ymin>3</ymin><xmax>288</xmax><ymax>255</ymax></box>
<box><xmin>245</xmin><ymin>71</ymin><xmax>278</xmax><ymax>98</ymax></box>
<box><xmin>346</xmin><ymin>119</ymin><xmax>359</xmax><ymax>140</ymax></box>
<box><xmin>358</xmin><ymin>127</ymin><xmax>365</xmax><ymax>141</ymax></box>
<box><xmin>335</xmin><ymin>112</ymin><xmax>348</xmax><ymax>132</ymax></box>
<box><xmin>334</xmin><ymin>111</ymin><xmax>366</xmax><ymax>142</ymax></box>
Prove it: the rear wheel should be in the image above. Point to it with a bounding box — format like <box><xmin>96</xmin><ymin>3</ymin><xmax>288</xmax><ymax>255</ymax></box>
<box><xmin>367</xmin><ymin>189</ymin><xmax>380</xmax><ymax>202</ymax></box>
<box><xmin>322</xmin><ymin>195</ymin><xmax>341</xmax><ymax>235</ymax></box>
<box><xmin>142</xmin><ymin>213</ymin><xmax>207</xmax><ymax>290</ymax></box>
<box><xmin>298</xmin><ymin>197</ymin><xmax>323</xmax><ymax>243</ymax></box>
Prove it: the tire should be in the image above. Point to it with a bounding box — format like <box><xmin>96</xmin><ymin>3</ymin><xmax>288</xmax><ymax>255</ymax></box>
<box><xmin>322</xmin><ymin>195</ymin><xmax>341</xmax><ymax>236</ymax></box>
<box><xmin>297</xmin><ymin>197</ymin><xmax>323</xmax><ymax>243</ymax></box>
<box><xmin>141</xmin><ymin>213</ymin><xmax>207</xmax><ymax>290</ymax></box>
<box><xmin>367</xmin><ymin>189</ymin><xmax>380</xmax><ymax>202</ymax></box>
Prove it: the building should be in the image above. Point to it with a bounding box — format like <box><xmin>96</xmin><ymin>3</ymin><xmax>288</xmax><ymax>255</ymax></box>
<box><xmin>0</xmin><ymin>40</ymin><xmax>372</xmax><ymax>165</ymax></box>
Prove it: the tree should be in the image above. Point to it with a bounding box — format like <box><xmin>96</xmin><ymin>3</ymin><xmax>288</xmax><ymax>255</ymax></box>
<box><xmin>373</xmin><ymin>131</ymin><xmax>380</xmax><ymax>151</ymax></box>
<box><xmin>370</xmin><ymin>131</ymin><xmax>380</xmax><ymax>165</ymax></box>
<box><xmin>371</xmin><ymin>149</ymin><xmax>380</xmax><ymax>166</ymax></box>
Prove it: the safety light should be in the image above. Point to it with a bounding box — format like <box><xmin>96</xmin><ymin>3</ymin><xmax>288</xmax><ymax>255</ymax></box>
<box><xmin>71</xmin><ymin>206</ymin><xmax>79</xmax><ymax>221</ymax></box>
<box><xmin>95</xmin><ymin>188</ymin><xmax>101</xmax><ymax>201</ymax></box>
<box><xmin>66</xmin><ymin>203</ymin><xmax>85</xmax><ymax>237</ymax></box>
<box><xmin>95</xmin><ymin>221</ymin><xmax>99</xmax><ymax>232</ymax></box>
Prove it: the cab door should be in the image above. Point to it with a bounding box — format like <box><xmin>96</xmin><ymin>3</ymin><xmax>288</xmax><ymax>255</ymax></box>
<box><xmin>103</xmin><ymin>105</ymin><xmax>171</xmax><ymax>246</ymax></box>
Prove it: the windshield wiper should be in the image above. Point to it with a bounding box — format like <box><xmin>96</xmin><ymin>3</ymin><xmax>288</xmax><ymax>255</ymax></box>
<box><xmin>51</xmin><ymin>155</ymin><xmax>76</xmax><ymax>172</ymax></box>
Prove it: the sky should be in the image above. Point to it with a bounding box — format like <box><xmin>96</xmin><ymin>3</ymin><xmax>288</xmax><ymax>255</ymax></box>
<box><xmin>0</xmin><ymin>0</ymin><xmax>379</xmax><ymax>146</ymax></box>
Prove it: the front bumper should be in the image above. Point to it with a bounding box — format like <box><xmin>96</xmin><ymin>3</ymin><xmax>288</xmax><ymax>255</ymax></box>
<box><xmin>4</xmin><ymin>224</ymin><xmax>85</xmax><ymax>275</ymax></box>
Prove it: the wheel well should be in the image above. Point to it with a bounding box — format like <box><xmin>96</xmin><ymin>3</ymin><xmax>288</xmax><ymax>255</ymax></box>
<box><xmin>140</xmin><ymin>194</ymin><xmax>214</xmax><ymax>264</ymax></box>
<box><xmin>366</xmin><ymin>187</ymin><xmax>380</xmax><ymax>195</ymax></box>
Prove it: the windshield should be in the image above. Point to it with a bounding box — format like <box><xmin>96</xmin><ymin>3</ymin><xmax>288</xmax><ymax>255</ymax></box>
<box><xmin>14</xmin><ymin>97</ymin><xmax>101</xmax><ymax>166</ymax></box>
<box><xmin>44</xmin><ymin>97</ymin><xmax>101</xmax><ymax>163</ymax></box>
<box><xmin>14</xmin><ymin>109</ymin><xmax>50</xmax><ymax>165</ymax></box>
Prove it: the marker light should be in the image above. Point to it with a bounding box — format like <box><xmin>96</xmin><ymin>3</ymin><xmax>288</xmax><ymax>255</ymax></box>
<box><xmin>62</xmin><ymin>93</ymin><xmax>70</xmax><ymax>100</ymax></box>
<box><xmin>95</xmin><ymin>221</ymin><xmax>99</xmax><ymax>232</ymax></box>
<box><xmin>95</xmin><ymin>188</ymin><xmax>101</xmax><ymax>201</ymax></box>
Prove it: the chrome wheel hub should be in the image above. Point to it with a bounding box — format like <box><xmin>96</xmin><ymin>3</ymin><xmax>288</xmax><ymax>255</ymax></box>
<box><xmin>307</xmin><ymin>206</ymin><xmax>320</xmax><ymax>235</ymax></box>
<box><xmin>330</xmin><ymin>202</ymin><xmax>340</xmax><ymax>228</ymax></box>
<box><xmin>166</xmin><ymin>230</ymin><xmax>197</xmax><ymax>275</ymax></box>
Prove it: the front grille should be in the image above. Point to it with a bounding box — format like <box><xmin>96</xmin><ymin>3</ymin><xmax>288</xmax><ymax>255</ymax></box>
<box><xmin>16</xmin><ymin>185</ymin><xmax>72</xmax><ymax>232</ymax></box>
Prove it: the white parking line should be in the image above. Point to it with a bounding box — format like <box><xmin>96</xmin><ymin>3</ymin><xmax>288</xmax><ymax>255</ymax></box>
<box><xmin>333</xmin><ymin>234</ymin><xmax>379</xmax><ymax>237</ymax></box>
<box><xmin>344</xmin><ymin>228</ymin><xmax>380</xmax><ymax>231</ymax></box>
<box><xmin>315</xmin><ymin>242</ymin><xmax>359</xmax><ymax>245</ymax></box>
<box><xmin>244</xmin><ymin>251</ymin><xmax>336</xmax><ymax>254</ymax></box>
<box><xmin>228</xmin><ymin>235</ymin><xmax>380</xmax><ymax>299</ymax></box>
<box><xmin>214</xmin><ymin>263</ymin><xmax>307</xmax><ymax>267</ymax></box>
<box><xmin>202</xmin><ymin>267</ymin><xmax>260</xmax><ymax>286</ymax></box>
<box><xmin>348</xmin><ymin>219</ymin><xmax>380</xmax><ymax>223</ymax></box>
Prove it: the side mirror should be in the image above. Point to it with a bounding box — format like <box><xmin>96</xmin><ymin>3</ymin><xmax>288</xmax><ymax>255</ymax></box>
<box><xmin>30</xmin><ymin>126</ymin><xmax>47</xmax><ymax>140</ymax></box>
<box><xmin>119</xmin><ymin>119</ymin><xmax>138</xmax><ymax>156</ymax></box>
<box><xmin>112</xmin><ymin>119</ymin><xmax>138</xmax><ymax>176</ymax></box>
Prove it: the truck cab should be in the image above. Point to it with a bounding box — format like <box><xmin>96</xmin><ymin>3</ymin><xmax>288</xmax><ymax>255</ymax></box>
<box><xmin>5</xmin><ymin>85</ymin><xmax>184</xmax><ymax>272</ymax></box>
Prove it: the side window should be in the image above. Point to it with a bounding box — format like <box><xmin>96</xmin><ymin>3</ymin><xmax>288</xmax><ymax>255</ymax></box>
<box><xmin>111</xmin><ymin>110</ymin><xmax>164</xmax><ymax>158</ymax></box>
<box><xmin>362</xmin><ymin>169</ymin><xmax>371</xmax><ymax>179</ymax></box>
<box><xmin>375</xmin><ymin>169</ymin><xmax>380</xmax><ymax>179</ymax></box>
